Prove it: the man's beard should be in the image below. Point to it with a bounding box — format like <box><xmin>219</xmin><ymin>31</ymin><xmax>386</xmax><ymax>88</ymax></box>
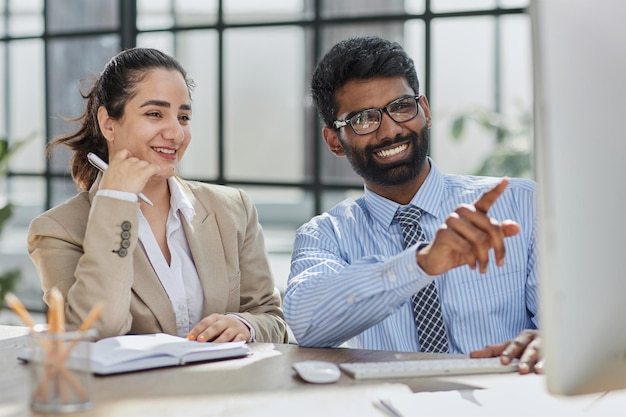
<box><xmin>340</xmin><ymin>126</ymin><xmax>429</xmax><ymax>187</ymax></box>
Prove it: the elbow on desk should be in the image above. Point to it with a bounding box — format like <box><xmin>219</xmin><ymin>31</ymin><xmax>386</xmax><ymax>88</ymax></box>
<box><xmin>283</xmin><ymin>319</ymin><xmax>343</xmax><ymax>348</ymax></box>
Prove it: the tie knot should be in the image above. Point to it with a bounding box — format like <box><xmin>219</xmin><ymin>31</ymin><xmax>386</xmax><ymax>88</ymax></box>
<box><xmin>395</xmin><ymin>206</ymin><xmax>423</xmax><ymax>227</ymax></box>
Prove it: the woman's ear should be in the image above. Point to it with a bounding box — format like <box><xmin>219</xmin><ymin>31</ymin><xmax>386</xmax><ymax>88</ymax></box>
<box><xmin>97</xmin><ymin>106</ymin><xmax>115</xmax><ymax>142</ymax></box>
<box><xmin>322</xmin><ymin>126</ymin><xmax>345</xmax><ymax>156</ymax></box>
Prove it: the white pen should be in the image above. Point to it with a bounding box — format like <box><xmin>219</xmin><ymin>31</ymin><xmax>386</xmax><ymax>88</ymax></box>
<box><xmin>87</xmin><ymin>152</ymin><xmax>154</xmax><ymax>206</ymax></box>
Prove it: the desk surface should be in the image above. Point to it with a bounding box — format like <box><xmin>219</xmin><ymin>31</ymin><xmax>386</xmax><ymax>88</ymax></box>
<box><xmin>1</xmin><ymin>325</ymin><xmax>624</xmax><ymax>417</ymax></box>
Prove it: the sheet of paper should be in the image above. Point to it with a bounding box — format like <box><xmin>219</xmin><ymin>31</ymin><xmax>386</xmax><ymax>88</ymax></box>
<box><xmin>385</xmin><ymin>374</ymin><xmax>619</xmax><ymax>417</ymax></box>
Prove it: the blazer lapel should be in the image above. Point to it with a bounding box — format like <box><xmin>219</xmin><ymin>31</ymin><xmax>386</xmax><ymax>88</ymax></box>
<box><xmin>178</xmin><ymin>180</ymin><xmax>230</xmax><ymax>317</ymax></box>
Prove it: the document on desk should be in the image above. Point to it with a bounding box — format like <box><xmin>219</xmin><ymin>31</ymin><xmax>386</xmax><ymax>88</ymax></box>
<box><xmin>382</xmin><ymin>374</ymin><xmax>605</xmax><ymax>417</ymax></box>
<box><xmin>90</xmin><ymin>333</ymin><xmax>251</xmax><ymax>375</ymax></box>
<box><xmin>20</xmin><ymin>333</ymin><xmax>251</xmax><ymax>375</ymax></box>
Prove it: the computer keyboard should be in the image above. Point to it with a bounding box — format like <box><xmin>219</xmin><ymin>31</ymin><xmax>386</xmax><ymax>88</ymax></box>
<box><xmin>339</xmin><ymin>357</ymin><xmax>519</xmax><ymax>380</ymax></box>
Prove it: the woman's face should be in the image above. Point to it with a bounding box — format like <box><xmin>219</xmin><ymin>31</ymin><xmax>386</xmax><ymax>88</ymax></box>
<box><xmin>106</xmin><ymin>68</ymin><xmax>192</xmax><ymax>180</ymax></box>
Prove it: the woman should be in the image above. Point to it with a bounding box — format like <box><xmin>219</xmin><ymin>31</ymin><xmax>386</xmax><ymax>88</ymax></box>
<box><xmin>27</xmin><ymin>48</ymin><xmax>287</xmax><ymax>343</ymax></box>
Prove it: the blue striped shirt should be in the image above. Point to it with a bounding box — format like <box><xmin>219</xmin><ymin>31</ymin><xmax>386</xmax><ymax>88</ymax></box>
<box><xmin>284</xmin><ymin>159</ymin><xmax>538</xmax><ymax>354</ymax></box>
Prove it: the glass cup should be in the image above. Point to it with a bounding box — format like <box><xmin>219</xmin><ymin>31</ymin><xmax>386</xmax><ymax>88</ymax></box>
<box><xmin>29</xmin><ymin>325</ymin><xmax>97</xmax><ymax>413</ymax></box>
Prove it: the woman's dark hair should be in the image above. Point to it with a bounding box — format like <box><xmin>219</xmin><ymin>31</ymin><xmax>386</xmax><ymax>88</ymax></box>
<box><xmin>49</xmin><ymin>47</ymin><xmax>194</xmax><ymax>191</ymax></box>
<box><xmin>310</xmin><ymin>36</ymin><xmax>420</xmax><ymax>128</ymax></box>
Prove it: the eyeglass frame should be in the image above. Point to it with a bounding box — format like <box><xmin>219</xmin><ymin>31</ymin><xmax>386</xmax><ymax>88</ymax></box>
<box><xmin>332</xmin><ymin>95</ymin><xmax>422</xmax><ymax>135</ymax></box>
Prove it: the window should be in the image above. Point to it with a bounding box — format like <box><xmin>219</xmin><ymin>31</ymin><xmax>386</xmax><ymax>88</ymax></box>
<box><xmin>0</xmin><ymin>0</ymin><xmax>531</xmax><ymax>310</ymax></box>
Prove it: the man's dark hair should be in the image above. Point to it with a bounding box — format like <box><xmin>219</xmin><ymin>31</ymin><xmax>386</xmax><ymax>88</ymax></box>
<box><xmin>310</xmin><ymin>36</ymin><xmax>420</xmax><ymax>128</ymax></box>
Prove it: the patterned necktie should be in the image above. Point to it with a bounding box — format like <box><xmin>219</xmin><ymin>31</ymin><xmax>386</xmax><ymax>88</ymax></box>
<box><xmin>395</xmin><ymin>206</ymin><xmax>449</xmax><ymax>353</ymax></box>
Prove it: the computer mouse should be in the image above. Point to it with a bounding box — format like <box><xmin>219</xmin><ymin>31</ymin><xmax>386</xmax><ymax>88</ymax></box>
<box><xmin>292</xmin><ymin>360</ymin><xmax>341</xmax><ymax>384</ymax></box>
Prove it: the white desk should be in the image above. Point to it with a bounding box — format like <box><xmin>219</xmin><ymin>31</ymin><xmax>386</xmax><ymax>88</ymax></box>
<box><xmin>1</xmin><ymin>325</ymin><xmax>624</xmax><ymax>416</ymax></box>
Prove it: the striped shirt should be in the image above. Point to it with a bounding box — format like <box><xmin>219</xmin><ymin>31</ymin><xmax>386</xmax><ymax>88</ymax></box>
<box><xmin>284</xmin><ymin>159</ymin><xmax>538</xmax><ymax>354</ymax></box>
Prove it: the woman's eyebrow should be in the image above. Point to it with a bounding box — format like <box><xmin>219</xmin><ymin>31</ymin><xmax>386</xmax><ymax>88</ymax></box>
<box><xmin>140</xmin><ymin>99</ymin><xmax>170</xmax><ymax>108</ymax></box>
<box><xmin>140</xmin><ymin>100</ymin><xmax>191</xmax><ymax>111</ymax></box>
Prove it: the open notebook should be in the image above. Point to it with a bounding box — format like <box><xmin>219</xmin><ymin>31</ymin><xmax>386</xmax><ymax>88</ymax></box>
<box><xmin>20</xmin><ymin>333</ymin><xmax>251</xmax><ymax>375</ymax></box>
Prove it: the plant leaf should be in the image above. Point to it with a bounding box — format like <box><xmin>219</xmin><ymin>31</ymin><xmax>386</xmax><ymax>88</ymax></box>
<box><xmin>0</xmin><ymin>269</ymin><xmax>22</xmax><ymax>310</ymax></box>
<box><xmin>451</xmin><ymin>116</ymin><xmax>465</xmax><ymax>140</ymax></box>
<box><xmin>0</xmin><ymin>203</ymin><xmax>13</xmax><ymax>234</ymax></box>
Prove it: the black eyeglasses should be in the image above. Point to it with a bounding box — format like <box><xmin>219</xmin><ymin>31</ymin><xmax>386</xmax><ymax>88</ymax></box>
<box><xmin>333</xmin><ymin>95</ymin><xmax>421</xmax><ymax>135</ymax></box>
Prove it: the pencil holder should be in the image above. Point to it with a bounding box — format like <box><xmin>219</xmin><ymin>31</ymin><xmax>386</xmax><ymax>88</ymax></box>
<box><xmin>29</xmin><ymin>325</ymin><xmax>97</xmax><ymax>413</ymax></box>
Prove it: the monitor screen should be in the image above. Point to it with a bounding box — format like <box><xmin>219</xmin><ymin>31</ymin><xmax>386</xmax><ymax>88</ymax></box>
<box><xmin>531</xmin><ymin>0</ymin><xmax>626</xmax><ymax>395</ymax></box>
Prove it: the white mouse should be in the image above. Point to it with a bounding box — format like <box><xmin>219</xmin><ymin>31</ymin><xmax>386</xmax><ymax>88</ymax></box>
<box><xmin>292</xmin><ymin>360</ymin><xmax>341</xmax><ymax>384</ymax></box>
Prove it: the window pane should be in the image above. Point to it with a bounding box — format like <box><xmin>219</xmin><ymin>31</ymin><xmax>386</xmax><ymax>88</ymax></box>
<box><xmin>0</xmin><ymin>42</ymin><xmax>5</xmax><ymax>134</ymax></box>
<box><xmin>9</xmin><ymin>39</ymin><xmax>45</xmax><ymax>173</ymax></box>
<box><xmin>47</xmin><ymin>36</ymin><xmax>120</xmax><ymax>175</ymax></box>
<box><xmin>322</xmin><ymin>189</ymin><xmax>364</xmax><ymax>213</ymax></box>
<box><xmin>321</xmin><ymin>0</ymin><xmax>404</xmax><ymax>17</ymax></box>
<box><xmin>499</xmin><ymin>14</ymin><xmax>533</xmax><ymax>178</ymax></box>
<box><xmin>46</xmin><ymin>0</ymin><xmax>118</xmax><ymax>33</ymax></box>
<box><xmin>50</xmin><ymin>177</ymin><xmax>79</xmax><ymax>207</ymax></box>
<box><xmin>224</xmin><ymin>0</ymin><xmax>308</xmax><ymax>23</ymax></box>
<box><xmin>243</xmin><ymin>186</ymin><xmax>313</xmax><ymax>293</ymax></box>
<box><xmin>174</xmin><ymin>0</ymin><xmax>218</xmax><ymax>26</ymax></box>
<box><xmin>138</xmin><ymin>31</ymin><xmax>220</xmax><ymax>180</ymax></box>
<box><xmin>431</xmin><ymin>16</ymin><xmax>496</xmax><ymax>175</ymax></box>
<box><xmin>137</xmin><ymin>0</ymin><xmax>173</xmax><ymax>30</ymax></box>
<box><xmin>224</xmin><ymin>27</ymin><xmax>306</xmax><ymax>182</ymax></box>
<box><xmin>138</xmin><ymin>0</ymin><xmax>219</xmax><ymax>30</ymax></box>
<box><xmin>0</xmin><ymin>0</ymin><xmax>4</xmax><ymax>36</ymax></box>
<box><xmin>8</xmin><ymin>0</ymin><xmax>43</xmax><ymax>37</ymax></box>
<box><xmin>405</xmin><ymin>0</ymin><xmax>426</xmax><ymax>14</ymax></box>
<box><xmin>432</xmin><ymin>0</ymin><xmax>497</xmax><ymax>13</ymax></box>
<box><xmin>404</xmin><ymin>20</ymin><xmax>426</xmax><ymax>94</ymax></box>
<box><xmin>177</xmin><ymin>31</ymin><xmax>219</xmax><ymax>179</ymax></box>
<box><xmin>498</xmin><ymin>0</ymin><xmax>529</xmax><ymax>7</ymax></box>
<box><xmin>0</xmin><ymin>176</ymin><xmax>46</xmax><ymax>310</ymax></box>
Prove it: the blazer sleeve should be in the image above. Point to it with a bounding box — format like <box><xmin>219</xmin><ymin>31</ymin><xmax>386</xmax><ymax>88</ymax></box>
<box><xmin>27</xmin><ymin>193</ymin><xmax>139</xmax><ymax>338</ymax></box>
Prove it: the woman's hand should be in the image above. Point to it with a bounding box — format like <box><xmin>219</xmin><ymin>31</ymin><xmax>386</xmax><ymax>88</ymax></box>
<box><xmin>99</xmin><ymin>149</ymin><xmax>160</xmax><ymax>195</ymax></box>
<box><xmin>188</xmin><ymin>314</ymin><xmax>251</xmax><ymax>343</ymax></box>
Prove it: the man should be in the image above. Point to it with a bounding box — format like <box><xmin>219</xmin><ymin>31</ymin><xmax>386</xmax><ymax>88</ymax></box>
<box><xmin>283</xmin><ymin>35</ymin><xmax>539</xmax><ymax>372</ymax></box>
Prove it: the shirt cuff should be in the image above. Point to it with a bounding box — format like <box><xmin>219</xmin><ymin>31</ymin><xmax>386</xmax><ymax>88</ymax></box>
<box><xmin>96</xmin><ymin>189</ymin><xmax>138</xmax><ymax>203</ymax></box>
<box><xmin>227</xmin><ymin>314</ymin><xmax>256</xmax><ymax>342</ymax></box>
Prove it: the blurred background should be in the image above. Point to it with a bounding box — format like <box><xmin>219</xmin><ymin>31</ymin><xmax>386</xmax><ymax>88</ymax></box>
<box><xmin>0</xmin><ymin>0</ymin><xmax>532</xmax><ymax>313</ymax></box>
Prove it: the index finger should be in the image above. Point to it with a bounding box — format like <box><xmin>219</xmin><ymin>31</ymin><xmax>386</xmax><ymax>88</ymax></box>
<box><xmin>474</xmin><ymin>177</ymin><xmax>509</xmax><ymax>214</ymax></box>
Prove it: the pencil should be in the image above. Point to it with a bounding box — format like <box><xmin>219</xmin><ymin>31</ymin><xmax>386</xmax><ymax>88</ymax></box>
<box><xmin>4</xmin><ymin>292</ymin><xmax>36</xmax><ymax>328</ymax></box>
<box><xmin>59</xmin><ymin>301</ymin><xmax>105</xmax><ymax>362</ymax></box>
<box><xmin>50</xmin><ymin>287</ymin><xmax>65</xmax><ymax>333</ymax></box>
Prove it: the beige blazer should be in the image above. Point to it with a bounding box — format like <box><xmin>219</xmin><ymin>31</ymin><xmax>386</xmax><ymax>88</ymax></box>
<box><xmin>27</xmin><ymin>176</ymin><xmax>287</xmax><ymax>343</ymax></box>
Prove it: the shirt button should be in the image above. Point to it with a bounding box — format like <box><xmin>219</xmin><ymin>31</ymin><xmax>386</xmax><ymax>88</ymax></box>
<box><xmin>346</xmin><ymin>296</ymin><xmax>355</xmax><ymax>304</ymax></box>
<box><xmin>117</xmin><ymin>248</ymin><xmax>128</xmax><ymax>257</ymax></box>
<box><xmin>121</xmin><ymin>230</ymin><xmax>131</xmax><ymax>239</ymax></box>
<box><xmin>178</xmin><ymin>305</ymin><xmax>186</xmax><ymax>311</ymax></box>
<box><xmin>388</xmin><ymin>274</ymin><xmax>397</xmax><ymax>282</ymax></box>
<box><xmin>121</xmin><ymin>221</ymin><xmax>131</xmax><ymax>231</ymax></box>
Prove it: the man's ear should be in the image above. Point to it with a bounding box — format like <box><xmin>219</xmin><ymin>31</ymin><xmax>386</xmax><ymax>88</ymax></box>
<box><xmin>419</xmin><ymin>95</ymin><xmax>433</xmax><ymax>129</ymax></box>
<box><xmin>322</xmin><ymin>126</ymin><xmax>345</xmax><ymax>156</ymax></box>
<box><xmin>97</xmin><ymin>106</ymin><xmax>115</xmax><ymax>143</ymax></box>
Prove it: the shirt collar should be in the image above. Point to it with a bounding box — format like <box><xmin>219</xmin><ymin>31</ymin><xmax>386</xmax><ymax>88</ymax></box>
<box><xmin>168</xmin><ymin>177</ymin><xmax>195</xmax><ymax>223</ymax></box>
<box><xmin>363</xmin><ymin>157</ymin><xmax>445</xmax><ymax>228</ymax></box>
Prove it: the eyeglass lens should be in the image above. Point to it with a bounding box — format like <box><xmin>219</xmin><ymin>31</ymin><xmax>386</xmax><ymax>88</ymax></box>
<box><xmin>349</xmin><ymin>96</ymin><xmax>419</xmax><ymax>134</ymax></box>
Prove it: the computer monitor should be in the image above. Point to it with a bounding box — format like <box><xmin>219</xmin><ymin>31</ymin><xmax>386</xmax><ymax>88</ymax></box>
<box><xmin>531</xmin><ymin>0</ymin><xmax>626</xmax><ymax>395</ymax></box>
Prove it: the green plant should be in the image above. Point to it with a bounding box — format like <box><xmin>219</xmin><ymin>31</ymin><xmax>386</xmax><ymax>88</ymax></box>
<box><xmin>0</xmin><ymin>136</ymin><xmax>30</xmax><ymax>309</ymax></box>
<box><xmin>450</xmin><ymin>101</ymin><xmax>533</xmax><ymax>178</ymax></box>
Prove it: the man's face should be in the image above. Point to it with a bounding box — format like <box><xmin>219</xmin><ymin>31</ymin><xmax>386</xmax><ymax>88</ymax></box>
<box><xmin>331</xmin><ymin>76</ymin><xmax>431</xmax><ymax>188</ymax></box>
